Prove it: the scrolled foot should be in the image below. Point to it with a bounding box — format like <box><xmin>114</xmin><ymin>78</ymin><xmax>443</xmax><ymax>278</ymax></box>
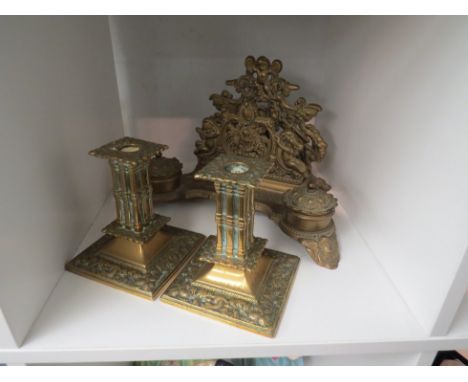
<box><xmin>301</xmin><ymin>229</ymin><xmax>340</xmax><ymax>269</ymax></box>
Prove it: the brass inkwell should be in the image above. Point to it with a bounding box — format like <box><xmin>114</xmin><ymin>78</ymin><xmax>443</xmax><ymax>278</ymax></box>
<box><xmin>66</xmin><ymin>137</ymin><xmax>205</xmax><ymax>300</ymax></box>
<box><xmin>161</xmin><ymin>154</ymin><xmax>300</xmax><ymax>337</ymax></box>
<box><xmin>151</xmin><ymin>55</ymin><xmax>340</xmax><ymax>269</ymax></box>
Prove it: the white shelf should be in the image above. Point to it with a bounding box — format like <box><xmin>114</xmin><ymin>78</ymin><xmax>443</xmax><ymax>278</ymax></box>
<box><xmin>1</xmin><ymin>196</ymin><xmax>465</xmax><ymax>364</ymax></box>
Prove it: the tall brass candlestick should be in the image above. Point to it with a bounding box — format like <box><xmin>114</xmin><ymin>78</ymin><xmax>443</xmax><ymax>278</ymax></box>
<box><xmin>161</xmin><ymin>154</ymin><xmax>300</xmax><ymax>337</ymax></box>
<box><xmin>66</xmin><ymin>137</ymin><xmax>205</xmax><ymax>300</ymax></box>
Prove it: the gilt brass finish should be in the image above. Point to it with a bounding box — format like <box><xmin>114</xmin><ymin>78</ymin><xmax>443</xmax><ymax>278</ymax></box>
<box><xmin>66</xmin><ymin>137</ymin><xmax>205</xmax><ymax>300</ymax></box>
<box><xmin>151</xmin><ymin>157</ymin><xmax>182</xmax><ymax>194</ymax></box>
<box><xmin>280</xmin><ymin>180</ymin><xmax>339</xmax><ymax>269</ymax></box>
<box><xmin>193</xmin><ymin>56</ymin><xmax>325</xmax><ymax>183</ymax></box>
<box><xmin>151</xmin><ymin>56</ymin><xmax>340</xmax><ymax>269</ymax></box>
<box><xmin>161</xmin><ymin>154</ymin><xmax>300</xmax><ymax>337</ymax></box>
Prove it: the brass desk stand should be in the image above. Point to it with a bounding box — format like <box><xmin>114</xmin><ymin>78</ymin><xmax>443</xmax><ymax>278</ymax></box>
<box><xmin>161</xmin><ymin>155</ymin><xmax>300</xmax><ymax>337</ymax></box>
<box><xmin>66</xmin><ymin>137</ymin><xmax>205</xmax><ymax>300</ymax></box>
<box><xmin>151</xmin><ymin>55</ymin><xmax>340</xmax><ymax>269</ymax></box>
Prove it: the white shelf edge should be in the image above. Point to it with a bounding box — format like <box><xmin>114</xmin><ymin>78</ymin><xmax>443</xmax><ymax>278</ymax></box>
<box><xmin>1</xmin><ymin>336</ymin><xmax>468</xmax><ymax>364</ymax></box>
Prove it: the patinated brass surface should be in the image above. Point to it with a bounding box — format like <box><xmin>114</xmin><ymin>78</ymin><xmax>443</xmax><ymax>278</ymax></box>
<box><xmin>194</xmin><ymin>56</ymin><xmax>326</xmax><ymax>184</ymax></box>
<box><xmin>150</xmin><ymin>56</ymin><xmax>340</xmax><ymax>269</ymax></box>
<box><xmin>280</xmin><ymin>180</ymin><xmax>339</xmax><ymax>269</ymax></box>
<box><xmin>162</xmin><ymin>245</ymin><xmax>298</xmax><ymax>336</ymax></box>
<box><xmin>66</xmin><ymin>137</ymin><xmax>205</xmax><ymax>300</ymax></box>
<box><xmin>161</xmin><ymin>154</ymin><xmax>299</xmax><ymax>337</ymax></box>
<box><xmin>66</xmin><ymin>226</ymin><xmax>204</xmax><ymax>299</ymax></box>
<box><xmin>151</xmin><ymin>157</ymin><xmax>182</xmax><ymax>194</ymax></box>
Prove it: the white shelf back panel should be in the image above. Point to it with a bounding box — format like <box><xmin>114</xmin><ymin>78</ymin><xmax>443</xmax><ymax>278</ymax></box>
<box><xmin>0</xmin><ymin>16</ymin><xmax>123</xmax><ymax>346</ymax></box>
<box><xmin>320</xmin><ymin>16</ymin><xmax>468</xmax><ymax>333</ymax></box>
<box><xmin>109</xmin><ymin>15</ymin><xmax>328</xmax><ymax>170</ymax></box>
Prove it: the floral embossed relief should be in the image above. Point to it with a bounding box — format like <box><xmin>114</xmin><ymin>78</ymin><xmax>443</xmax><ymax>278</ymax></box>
<box><xmin>163</xmin><ymin>249</ymin><xmax>299</xmax><ymax>334</ymax></box>
<box><xmin>195</xmin><ymin>56</ymin><xmax>327</xmax><ymax>185</ymax></box>
<box><xmin>66</xmin><ymin>226</ymin><xmax>204</xmax><ymax>298</ymax></box>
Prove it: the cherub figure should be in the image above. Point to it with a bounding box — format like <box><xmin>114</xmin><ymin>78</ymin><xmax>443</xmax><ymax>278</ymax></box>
<box><xmin>276</xmin><ymin>130</ymin><xmax>308</xmax><ymax>176</ymax></box>
<box><xmin>195</xmin><ymin>118</ymin><xmax>220</xmax><ymax>156</ymax></box>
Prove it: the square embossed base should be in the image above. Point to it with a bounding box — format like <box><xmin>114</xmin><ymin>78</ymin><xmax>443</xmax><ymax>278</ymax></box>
<box><xmin>66</xmin><ymin>225</ymin><xmax>205</xmax><ymax>300</ymax></box>
<box><xmin>161</xmin><ymin>242</ymin><xmax>300</xmax><ymax>337</ymax></box>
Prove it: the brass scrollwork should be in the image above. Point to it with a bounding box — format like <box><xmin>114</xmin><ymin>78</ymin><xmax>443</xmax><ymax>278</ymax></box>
<box><xmin>195</xmin><ymin>55</ymin><xmax>327</xmax><ymax>185</ymax></box>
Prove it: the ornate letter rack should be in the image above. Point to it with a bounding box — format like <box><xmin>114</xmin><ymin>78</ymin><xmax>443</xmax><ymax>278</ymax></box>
<box><xmin>161</xmin><ymin>154</ymin><xmax>300</xmax><ymax>337</ymax></box>
<box><xmin>66</xmin><ymin>137</ymin><xmax>205</xmax><ymax>300</ymax></box>
<box><xmin>151</xmin><ymin>56</ymin><xmax>340</xmax><ymax>269</ymax></box>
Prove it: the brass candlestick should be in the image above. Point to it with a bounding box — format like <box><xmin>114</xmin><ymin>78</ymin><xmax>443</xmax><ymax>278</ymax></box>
<box><xmin>161</xmin><ymin>154</ymin><xmax>300</xmax><ymax>337</ymax></box>
<box><xmin>66</xmin><ymin>137</ymin><xmax>205</xmax><ymax>300</ymax></box>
